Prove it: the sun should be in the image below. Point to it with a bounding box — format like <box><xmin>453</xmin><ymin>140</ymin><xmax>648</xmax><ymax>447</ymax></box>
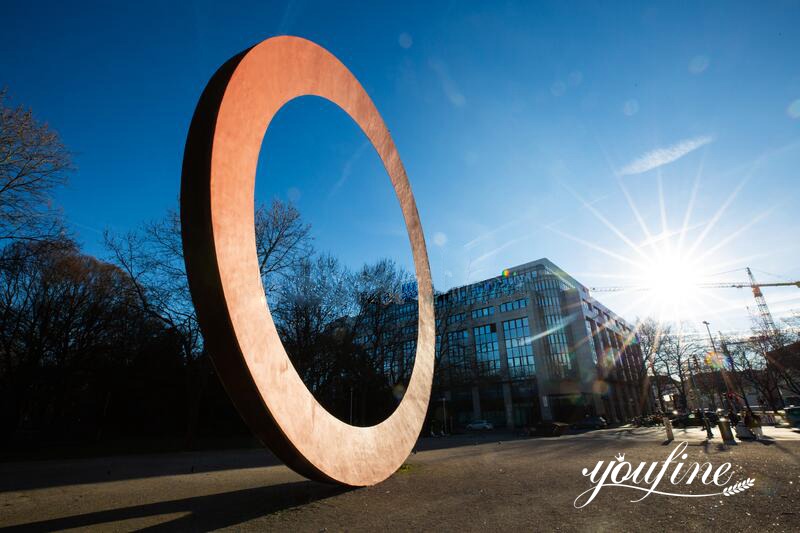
<box><xmin>548</xmin><ymin>146</ymin><xmax>775</xmax><ymax>334</ymax></box>
<box><xmin>637</xmin><ymin>244</ymin><xmax>707</xmax><ymax>321</ymax></box>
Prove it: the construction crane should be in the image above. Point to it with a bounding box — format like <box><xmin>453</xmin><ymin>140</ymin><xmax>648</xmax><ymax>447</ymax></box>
<box><xmin>745</xmin><ymin>268</ymin><xmax>780</xmax><ymax>338</ymax></box>
<box><xmin>589</xmin><ymin>268</ymin><xmax>800</xmax><ymax>337</ymax></box>
<box><xmin>589</xmin><ymin>279</ymin><xmax>800</xmax><ymax>293</ymax></box>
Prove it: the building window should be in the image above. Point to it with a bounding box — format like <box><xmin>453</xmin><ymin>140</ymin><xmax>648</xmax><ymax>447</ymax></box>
<box><xmin>585</xmin><ymin>319</ymin><xmax>598</xmax><ymax>365</ymax></box>
<box><xmin>503</xmin><ymin>317</ymin><xmax>535</xmax><ymax>378</ymax></box>
<box><xmin>499</xmin><ymin>298</ymin><xmax>527</xmax><ymax>313</ymax></box>
<box><xmin>473</xmin><ymin>323</ymin><xmax>500</xmax><ymax>376</ymax></box>
<box><xmin>395</xmin><ymin>302</ymin><xmax>416</xmax><ymax>322</ymax></box>
<box><xmin>471</xmin><ymin>306</ymin><xmax>495</xmax><ymax>319</ymax></box>
<box><xmin>402</xmin><ymin>339</ymin><xmax>416</xmax><ymax>368</ymax></box>
<box><xmin>446</xmin><ymin>312</ymin><xmax>466</xmax><ymax>326</ymax></box>
<box><xmin>536</xmin><ymin>283</ymin><xmax>575</xmax><ymax>379</ymax></box>
<box><xmin>384</xmin><ymin>339</ymin><xmax>416</xmax><ymax>384</ymax></box>
<box><xmin>442</xmin><ymin>329</ymin><xmax>470</xmax><ymax>379</ymax></box>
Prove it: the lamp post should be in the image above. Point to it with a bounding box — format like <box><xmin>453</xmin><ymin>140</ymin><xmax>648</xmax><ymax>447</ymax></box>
<box><xmin>689</xmin><ymin>353</ymin><xmax>714</xmax><ymax>440</ymax></box>
<box><xmin>719</xmin><ymin>331</ymin><xmax>753</xmax><ymax>416</ymax></box>
<box><xmin>703</xmin><ymin>320</ymin><xmax>729</xmax><ymax>410</ymax></box>
<box><xmin>441</xmin><ymin>397</ymin><xmax>447</xmax><ymax>435</ymax></box>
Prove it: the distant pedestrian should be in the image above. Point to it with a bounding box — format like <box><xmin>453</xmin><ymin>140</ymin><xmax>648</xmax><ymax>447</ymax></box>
<box><xmin>746</xmin><ymin>411</ymin><xmax>761</xmax><ymax>441</ymax></box>
<box><xmin>752</xmin><ymin>413</ymin><xmax>763</xmax><ymax>440</ymax></box>
<box><xmin>703</xmin><ymin>414</ymin><xmax>714</xmax><ymax>438</ymax></box>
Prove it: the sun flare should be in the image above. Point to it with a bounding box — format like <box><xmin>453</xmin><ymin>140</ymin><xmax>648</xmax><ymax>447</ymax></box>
<box><xmin>636</xmin><ymin>246</ymin><xmax>707</xmax><ymax>321</ymax></box>
<box><xmin>557</xmin><ymin>169</ymin><xmax>766</xmax><ymax>332</ymax></box>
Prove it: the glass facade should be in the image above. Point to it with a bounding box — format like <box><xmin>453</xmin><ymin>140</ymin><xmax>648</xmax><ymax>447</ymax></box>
<box><xmin>444</xmin><ymin>329</ymin><xmax>470</xmax><ymax>379</ymax></box>
<box><xmin>503</xmin><ymin>317</ymin><xmax>535</xmax><ymax>378</ymax></box>
<box><xmin>446</xmin><ymin>312</ymin><xmax>466</xmax><ymax>326</ymax></box>
<box><xmin>395</xmin><ymin>302</ymin><xmax>416</xmax><ymax>321</ymax></box>
<box><xmin>536</xmin><ymin>283</ymin><xmax>575</xmax><ymax>379</ymax></box>
<box><xmin>473</xmin><ymin>323</ymin><xmax>500</xmax><ymax>375</ymax></box>
<box><xmin>471</xmin><ymin>305</ymin><xmax>494</xmax><ymax>319</ymax></box>
<box><xmin>352</xmin><ymin>258</ymin><xmax>643</xmax><ymax>428</ymax></box>
<box><xmin>402</xmin><ymin>339</ymin><xmax>416</xmax><ymax>370</ymax></box>
<box><xmin>585</xmin><ymin>318</ymin><xmax>598</xmax><ymax>366</ymax></box>
<box><xmin>499</xmin><ymin>298</ymin><xmax>527</xmax><ymax>313</ymax></box>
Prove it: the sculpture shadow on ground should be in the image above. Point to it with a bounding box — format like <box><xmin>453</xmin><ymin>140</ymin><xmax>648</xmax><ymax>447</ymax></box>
<box><xmin>0</xmin><ymin>447</ymin><xmax>282</xmax><ymax>493</ymax></box>
<box><xmin>2</xmin><ymin>480</ymin><xmax>352</xmax><ymax>532</ymax></box>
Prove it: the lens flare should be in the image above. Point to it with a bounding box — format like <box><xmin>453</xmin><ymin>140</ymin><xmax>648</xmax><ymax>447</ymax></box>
<box><xmin>704</xmin><ymin>350</ymin><xmax>724</xmax><ymax>370</ymax></box>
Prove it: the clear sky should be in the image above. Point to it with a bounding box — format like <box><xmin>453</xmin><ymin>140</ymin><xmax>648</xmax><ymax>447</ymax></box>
<box><xmin>2</xmin><ymin>0</ymin><xmax>799</xmax><ymax>336</ymax></box>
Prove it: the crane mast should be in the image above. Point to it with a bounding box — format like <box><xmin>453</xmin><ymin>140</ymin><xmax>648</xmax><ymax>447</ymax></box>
<box><xmin>587</xmin><ymin>267</ymin><xmax>798</xmax><ymax>341</ymax></box>
<box><xmin>746</xmin><ymin>267</ymin><xmax>779</xmax><ymax>339</ymax></box>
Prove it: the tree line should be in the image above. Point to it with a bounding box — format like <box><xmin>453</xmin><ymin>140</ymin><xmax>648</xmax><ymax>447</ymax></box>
<box><xmin>636</xmin><ymin>316</ymin><xmax>800</xmax><ymax>413</ymax></box>
<box><xmin>0</xmin><ymin>90</ymin><xmax>420</xmax><ymax>456</ymax></box>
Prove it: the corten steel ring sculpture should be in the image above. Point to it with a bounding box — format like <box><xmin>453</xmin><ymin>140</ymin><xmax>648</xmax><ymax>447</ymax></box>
<box><xmin>180</xmin><ymin>36</ymin><xmax>434</xmax><ymax>486</ymax></box>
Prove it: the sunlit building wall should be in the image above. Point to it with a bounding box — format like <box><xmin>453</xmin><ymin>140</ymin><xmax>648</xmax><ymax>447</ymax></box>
<box><xmin>360</xmin><ymin>258</ymin><xmax>649</xmax><ymax>428</ymax></box>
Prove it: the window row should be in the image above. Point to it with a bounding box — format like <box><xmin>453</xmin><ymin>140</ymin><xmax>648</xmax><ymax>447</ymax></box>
<box><xmin>473</xmin><ymin>324</ymin><xmax>500</xmax><ymax>375</ymax></box>
<box><xmin>471</xmin><ymin>306</ymin><xmax>495</xmax><ymax>319</ymax></box>
<box><xmin>499</xmin><ymin>298</ymin><xmax>527</xmax><ymax>313</ymax></box>
<box><xmin>446</xmin><ymin>312</ymin><xmax>466</xmax><ymax>326</ymax></box>
<box><xmin>503</xmin><ymin>317</ymin><xmax>535</xmax><ymax>378</ymax></box>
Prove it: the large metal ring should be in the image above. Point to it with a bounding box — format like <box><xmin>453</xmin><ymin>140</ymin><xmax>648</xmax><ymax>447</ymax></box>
<box><xmin>180</xmin><ymin>36</ymin><xmax>434</xmax><ymax>486</ymax></box>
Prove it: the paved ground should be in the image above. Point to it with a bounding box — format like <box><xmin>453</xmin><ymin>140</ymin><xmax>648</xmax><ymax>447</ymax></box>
<box><xmin>1</xmin><ymin>426</ymin><xmax>799</xmax><ymax>531</ymax></box>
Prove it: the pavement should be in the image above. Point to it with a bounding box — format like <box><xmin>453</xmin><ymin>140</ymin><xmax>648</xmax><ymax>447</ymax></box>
<box><xmin>1</xmin><ymin>426</ymin><xmax>798</xmax><ymax>531</ymax></box>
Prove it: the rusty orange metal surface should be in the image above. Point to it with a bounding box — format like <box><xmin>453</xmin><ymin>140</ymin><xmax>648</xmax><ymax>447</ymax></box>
<box><xmin>180</xmin><ymin>36</ymin><xmax>434</xmax><ymax>486</ymax></box>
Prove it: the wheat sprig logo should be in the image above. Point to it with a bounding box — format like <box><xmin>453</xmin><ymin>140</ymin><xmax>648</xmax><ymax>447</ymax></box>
<box><xmin>723</xmin><ymin>478</ymin><xmax>755</xmax><ymax>496</ymax></box>
<box><xmin>574</xmin><ymin>442</ymin><xmax>756</xmax><ymax>508</ymax></box>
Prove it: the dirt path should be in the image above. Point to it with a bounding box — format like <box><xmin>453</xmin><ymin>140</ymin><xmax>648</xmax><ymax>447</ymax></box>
<box><xmin>1</xmin><ymin>430</ymin><xmax>798</xmax><ymax>531</ymax></box>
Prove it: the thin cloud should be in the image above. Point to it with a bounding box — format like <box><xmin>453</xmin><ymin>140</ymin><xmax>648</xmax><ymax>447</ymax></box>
<box><xmin>429</xmin><ymin>59</ymin><xmax>466</xmax><ymax>107</ymax></box>
<box><xmin>638</xmin><ymin>221</ymin><xmax>706</xmax><ymax>247</ymax></box>
<box><xmin>276</xmin><ymin>0</ymin><xmax>301</xmax><ymax>34</ymax></box>
<box><xmin>472</xmin><ymin>236</ymin><xmax>529</xmax><ymax>264</ymax></box>
<box><xmin>619</xmin><ymin>136</ymin><xmax>713</xmax><ymax>176</ymax></box>
<box><xmin>464</xmin><ymin>218</ymin><xmax>524</xmax><ymax>250</ymax></box>
<box><xmin>328</xmin><ymin>141</ymin><xmax>370</xmax><ymax>198</ymax></box>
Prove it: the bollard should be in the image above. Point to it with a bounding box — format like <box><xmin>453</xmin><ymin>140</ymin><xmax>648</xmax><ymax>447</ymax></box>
<box><xmin>717</xmin><ymin>417</ymin><xmax>737</xmax><ymax>445</ymax></box>
<box><xmin>664</xmin><ymin>417</ymin><xmax>674</xmax><ymax>442</ymax></box>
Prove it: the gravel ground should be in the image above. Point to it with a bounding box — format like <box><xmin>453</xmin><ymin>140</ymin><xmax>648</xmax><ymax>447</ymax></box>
<box><xmin>1</xmin><ymin>427</ymin><xmax>798</xmax><ymax>532</ymax></box>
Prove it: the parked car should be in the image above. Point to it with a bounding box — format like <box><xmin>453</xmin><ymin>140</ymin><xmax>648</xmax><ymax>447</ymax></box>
<box><xmin>632</xmin><ymin>414</ymin><xmax>663</xmax><ymax>427</ymax></box>
<box><xmin>571</xmin><ymin>416</ymin><xmax>608</xmax><ymax>430</ymax></box>
<box><xmin>466</xmin><ymin>420</ymin><xmax>494</xmax><ymax>430</ymax></box>
<box><xmin>672</xmin><ymin>411</ymin><xmax>719</xmax><ymax>428</ymax></box>
<box><xmin>670</xmin><ymin>414</ymin><xmax>696</xmax><ymax>428</ymax></box>
<box><xmin>524</xmin><ymin>421</ymin><xmax>569</xmax><ymax>437</ymax></box>
<box><xmin>785</xmin><ymin>406</ymin><xmax>800</xmax><ymax>427</ymax></box>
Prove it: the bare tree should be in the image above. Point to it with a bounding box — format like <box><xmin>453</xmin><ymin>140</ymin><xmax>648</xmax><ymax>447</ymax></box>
<box><xmin>635</xmin><ymin>317</ymin><xmax>670</xmax><ymax>411</ymax></box>
<box><xmin>104</xmin><ymin>202</ymin><xmax>312</xmax><ymax>361</ymax></box>
<box><xmin>270</xmin><ymin>256</ymin><xmax>413</xmax><ymax>425</ymax></box>
<box><xmin>350</xmin><ymin>259</ymin><xmax>415</xmax><ymax>387</ymax></box>
<box><xmin>104</xmin><ymin>200</ymin><xmax>312</xmax><ymax>446</ymax></box>
<box><xmin>0</xmin><ymin>90</ymin><xmax>70</xmax><ymax>244</ymax></box>
<box><xmin>105</xmin><ymin>212</ymin><xmax>199</xmax><ymax>364</ymax></box>
<box><xmin>739</xmin><ymin>336</ymin><xmax>785</xmax><ymax>409</ymax></box>
<box><xmin>255</xmin><ymin>200</ymin><xmax>312</xmax><ymax>297</ymax></box>
<box><xmin>753</xmin><ymin>319</ymin><xmax>800</xmax><ymax>400</ymax></box>
<box><xmin>0</xmin><ymin>239</ymin><xmax>153</xmax><ymax>437</ymax></box>
<box><xmin>272</xmin><ymin>254</ymin><xmax>354</xmax><ymax>390</ymax></box>
<box><xmin>655</xmin><ymin>324</ymin><xmax>702</xmax><ymax>410</ymax></box>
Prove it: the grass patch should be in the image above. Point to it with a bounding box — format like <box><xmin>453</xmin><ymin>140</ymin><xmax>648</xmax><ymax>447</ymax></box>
<box><xmin>396</xmin><ymin>463</ymin><xmax>415</xmax><ymax>474</ymax></box>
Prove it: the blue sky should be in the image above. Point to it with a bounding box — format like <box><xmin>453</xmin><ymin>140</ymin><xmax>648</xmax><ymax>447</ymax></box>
<box><xmin>2</xmin><ymin>0</ymin><xmax>800</xmax><ymax>335</ymax></box>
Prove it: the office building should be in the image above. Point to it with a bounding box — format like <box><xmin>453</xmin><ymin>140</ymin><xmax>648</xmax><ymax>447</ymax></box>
<box><xmin>359</xmin><ymin>258</ymin><xmax>650</xmax><ymax>428</ymax></box>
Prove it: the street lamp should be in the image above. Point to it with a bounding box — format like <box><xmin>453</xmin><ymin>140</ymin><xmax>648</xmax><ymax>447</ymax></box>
<box><xmin>689</xmin><ymin>352</ymin><xmax>714</xmax><ymax>440</ymax></box>
<box><xmin>703</xmin><ymin>320</ymin><xmax>731</xmax><ymax>410</ymax></box>
<box><xmin>441</xmin><ymin>397</ymin><xmax>447</xmax><ymax>435</ymax></box>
